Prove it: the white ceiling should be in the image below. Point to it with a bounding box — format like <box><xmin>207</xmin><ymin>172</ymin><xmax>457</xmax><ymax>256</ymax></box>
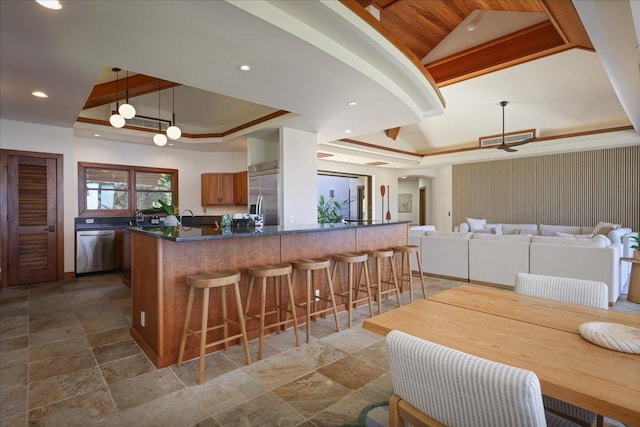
<box><xmin>1</xmin><ymin>0</ymin><xmax>638</xmax><ymax>169</ymax></box>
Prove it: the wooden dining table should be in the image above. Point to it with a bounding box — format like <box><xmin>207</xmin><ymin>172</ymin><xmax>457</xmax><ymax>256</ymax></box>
<box><xmin>363</xmin><ymin>284</ymin><xmax>640</xmax><ymax>426</ymax></box>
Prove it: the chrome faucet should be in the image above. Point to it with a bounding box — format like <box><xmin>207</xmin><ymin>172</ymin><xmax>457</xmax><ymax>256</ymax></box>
<box><xmin>179</xmin><ymin>209</ymin><xmax>194</xmax><ymax>226</ymax></box>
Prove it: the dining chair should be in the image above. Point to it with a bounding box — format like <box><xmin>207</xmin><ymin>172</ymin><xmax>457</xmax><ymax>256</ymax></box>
<box><xmin>386</xmin><ymin>330</ymin><xmax>580</xmax><ymax>427</ymax></box>
<box><xmin>515</xmin><ymin>273</ymin><xmax>608</xmax><ymax>427</ymax></box>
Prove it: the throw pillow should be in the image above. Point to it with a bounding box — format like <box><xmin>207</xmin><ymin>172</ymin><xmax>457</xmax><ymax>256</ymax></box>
<box><xmin>593</xmin><ymin>221</ymin><xmax>620</xmax><ymax>236</ymax></box>
<box><xmin>466</xmin><ymin>217</ymin><xmax>486</xmax><ymax>231</ymax></box>
<box><xmin>484</xmin><ymin>223</ymin><xmax>503</xmax><ymax>235</ymax></box>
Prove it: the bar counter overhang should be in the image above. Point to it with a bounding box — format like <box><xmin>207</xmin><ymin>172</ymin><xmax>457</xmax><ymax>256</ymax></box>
<box><xmin>129</xmin><ymin>221</ymin><xmax>409</xmax><ymax>368</ymax></box>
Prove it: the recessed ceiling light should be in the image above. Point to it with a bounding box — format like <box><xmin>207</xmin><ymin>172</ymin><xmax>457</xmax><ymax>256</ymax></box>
<box><xmin>168</xmin><ymin>143</ymin><xmax>174</xmax><ymax>146</ymax></box>
<box><xmin>347</xmin><ymin>101</ymin><xmax>357</xmax><ymax>106</ymax></box>
<box><xmin>93</xmin><ymin>133</ymin><xmax>101</xmax><ymax>137</ymax></box>
<box><xmin>35</xmin><ymin>0</ymin><xmax>62</xmax><ymax>10</ymax></box>
<box><xmin>239</xmin><ymin>65</ymin><xmax>251</xmax><ymax>71</ymax></box>
<box><xmin>344</xmin><ymin>130</ymin><xmax>352</xmax><ymax>134</ymax></box>
<box><xmin>31</xmin><ymin>91</ymin><xmax>48</xmax><ymax>98</ymax></box>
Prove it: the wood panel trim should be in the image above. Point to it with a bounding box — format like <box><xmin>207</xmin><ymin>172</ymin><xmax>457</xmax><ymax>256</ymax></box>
<box><xmin>422</xmin><ymin>125</ymin><xmax>635</xmax><ymax>157</ymax></box>
<box><xmin>83</xmin><ymin>75</ymin><xmax>180</xmax><ymax>110</ymax></box>
<box><xmin>339</xmin><ymin>138</ymin><xmax>423</xmax><ymax>158</ymax></box>
<box><xmin>76</xmin><ymin>110</ymin><xmax>290</xmax><ymax>139</ymax></box>
<box><xmin>339</xmin><ymin>0</ymin><xmax>446</xmax><ymax>108</ymax></box>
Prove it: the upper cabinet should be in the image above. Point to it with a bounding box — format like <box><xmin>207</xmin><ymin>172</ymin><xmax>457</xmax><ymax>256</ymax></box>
<box><xmin>201</xmin><ymin>173</ymin><xmax>234</xmax><ymax>205</ymax></box>
<box><xmin>234</xmin><ymin>171</ymin><xmax>248</xmax><ymax>206</ymax></box>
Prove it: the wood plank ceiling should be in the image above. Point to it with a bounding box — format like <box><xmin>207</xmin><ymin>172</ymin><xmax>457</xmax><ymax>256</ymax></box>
<box><xmin>353</xmin><ymin>0</ymin><xmax>593</xmax><ymax>86</ymax></box>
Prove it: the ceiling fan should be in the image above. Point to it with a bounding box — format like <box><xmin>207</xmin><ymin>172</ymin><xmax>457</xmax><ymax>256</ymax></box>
<box><xmin>496</xmin><ymin>100</ymin><xmax>535</xmax><ymax>152</ymax></box>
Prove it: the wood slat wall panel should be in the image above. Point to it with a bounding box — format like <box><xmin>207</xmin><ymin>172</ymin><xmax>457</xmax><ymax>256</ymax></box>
<box><xmin>453</xmin><ymin>146</ymin><xmax>640</xmax><ymax>231</ymax></box>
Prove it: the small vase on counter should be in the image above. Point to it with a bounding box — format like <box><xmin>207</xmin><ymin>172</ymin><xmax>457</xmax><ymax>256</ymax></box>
<box><xmin>164</xmin><ymin>215</ymin><xmax>179</xmax><ymax>226</ymax></box>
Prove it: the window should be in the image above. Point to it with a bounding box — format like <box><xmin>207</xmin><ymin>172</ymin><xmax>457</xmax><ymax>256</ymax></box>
<box><xmin>79</xmin><ymin>162</ymin><xmax>178</xmax><ymax>216</ymax></box>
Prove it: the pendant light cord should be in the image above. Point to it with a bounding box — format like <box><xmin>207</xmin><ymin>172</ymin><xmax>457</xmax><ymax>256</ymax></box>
<box><xmin>172</xmin><ymin>86</ymin><xmax>176</xmax><ymax>126</ymax></box>
<box><xmin>158</xmin><ymin>79</ymin><xmax>161</xmax><ymax>133</ymax></box>
<box><xmin>115</xmin><ymin>69</ymin><xmax>119</xmax><ymax>109</ymax></box>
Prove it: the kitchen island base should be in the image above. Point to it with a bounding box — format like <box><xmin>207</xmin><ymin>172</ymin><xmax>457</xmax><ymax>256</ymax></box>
<box><xmin>130</xmin><ymin>222</ymin><xmax>408</xmax><ymax>368</ymax></box>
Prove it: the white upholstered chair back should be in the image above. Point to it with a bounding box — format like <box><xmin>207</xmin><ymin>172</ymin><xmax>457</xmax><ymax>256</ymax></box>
<box><xmin>515</xmin><ymin>273</ymin><xmax>608</xmax><ymax>309</ymax></box>
<box><xmin>386</xmin><ymin>330</ymin><xmax>549</xmax><ymax>427</ymax></box>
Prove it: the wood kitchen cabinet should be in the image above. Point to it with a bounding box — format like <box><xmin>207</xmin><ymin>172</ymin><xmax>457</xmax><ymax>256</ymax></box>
<box><xmin>234</xmin><ymin>171</ymin><xmax>248</xmax><ymax>206</ymax></box>
<box><xmin>201</xmin><ymin>173</ymin><xmax>234</xmax><ymax>205</ymax></box>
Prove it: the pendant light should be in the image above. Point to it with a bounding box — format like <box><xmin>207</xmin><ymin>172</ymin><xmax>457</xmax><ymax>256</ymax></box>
<box><xmin>118</xmin><ymin>70</ymin><xmax>136</xmax><ymax>120</ymax></box>
<box><xmin>153</xmin><ymin>79</ymin><xmax>167</xmax><ymax>146</ymax></box>
<box><xmin>166</xmin><ymin>86</ymin><xmax>181</xmax><ymax>140</ymax></box>
<box><xmin>109</xmin><ymin>68</ymin><xmax>125</xmax><ymax>128</ymax></box>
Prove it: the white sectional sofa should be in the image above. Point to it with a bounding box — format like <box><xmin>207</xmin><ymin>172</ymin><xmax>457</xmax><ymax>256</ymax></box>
<box><xmin>529</xmin><ymin>235</ymin><xmax>621</xmax><ymax>304</ymax></box>
<box><xmin>419</xmin><ymin>231</ymin><xmax>471</xmax><ymax>281</ymax></box>
<box><xmin>412</xmin><ymin>221</ymin><xmax>636</xmax><ymax>305</ymax></box>
<box><xmin>468</xmin><ymin>234</ymin><xmax>531</xmax><ymax>287</ymax></box>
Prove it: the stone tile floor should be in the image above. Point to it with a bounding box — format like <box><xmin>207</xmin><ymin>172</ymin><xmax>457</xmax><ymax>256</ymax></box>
<box><xmin>0</xmin><ymin>273</ymin><xmax>637</xmax><ymax>426</ymax></box>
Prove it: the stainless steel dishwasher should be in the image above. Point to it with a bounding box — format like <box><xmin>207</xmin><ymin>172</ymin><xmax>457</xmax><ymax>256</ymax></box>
<box><xmin>76</xmin><ymin>230</ymin><xmax>116</xmax><ymax>274</ymax></box>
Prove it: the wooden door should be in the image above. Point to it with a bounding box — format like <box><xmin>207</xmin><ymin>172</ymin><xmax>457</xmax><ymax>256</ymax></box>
<box><xmin>2</xmin><ymin>152</ymin><xmax>63</xmax><ymax>286</ymax></box>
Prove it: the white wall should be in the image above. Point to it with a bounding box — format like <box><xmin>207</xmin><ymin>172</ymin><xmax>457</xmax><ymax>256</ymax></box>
<box><xmin>431</xmin><ymin>165</ymin><xmax>453</xmax><ymax>231</ymax></box>
<box><xmin>280</xmin><ymin>127</ymin><xmax>317</xmax><ymax>224</ymax></box>
<box><xmin>1</xmin><ymin>119</ymin><xmax>246</xmax><ymax>273</ymax></box>
<box><xmin>397</xmin><ymin>178</ymin><xmax>419</xmax><ymax>224</ymax></box>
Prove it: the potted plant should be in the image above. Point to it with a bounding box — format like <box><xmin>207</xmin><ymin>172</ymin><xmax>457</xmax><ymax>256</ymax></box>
<box><xmin>631</xmin><ymin>233</ymin><xmax>640</xmax><ymax>260</ymax></box>
<box><xmin>317</xmin><ymin>195</ymin><xmax>346</xmax><ymax>224</ymax></box>
<box><xmin>156</xmin><ymin>199</ymin><xmax>179</xmax><ymax>226</ymax></box>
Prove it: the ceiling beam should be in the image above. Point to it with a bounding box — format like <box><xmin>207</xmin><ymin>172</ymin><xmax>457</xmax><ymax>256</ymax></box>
<box><xmin>83</xmin><ymin>74</ymin><xmax>180</xmax><ymax>110</ymax></box>
<box><xmin>426</xmin><ymin>21</ymin><xmax>565</xmax><ymax>86</ymax></box>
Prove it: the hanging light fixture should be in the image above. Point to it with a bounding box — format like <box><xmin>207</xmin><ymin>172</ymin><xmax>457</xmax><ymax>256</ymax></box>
<box><xmin>153</xmin><ymin>79</ymin><xmax>167</xmax><ymax>146</ymax></box>
<box><xmin>109</xmin><ymin>68</ymin><xmax>125</xmax><ymax>128</ymax></box>
<box><xmin>166</xmin><ymin>86</ymin><xmax>181</xmax><ymax>140</ymax></box>
<box><xmin>118</xmin><ymin>70</ymin><xmax>136</xmax><ymax>120</ymax></box>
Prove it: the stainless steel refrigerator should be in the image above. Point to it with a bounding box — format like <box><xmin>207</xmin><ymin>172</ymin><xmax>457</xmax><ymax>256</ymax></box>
<box><xmin>248</xmin><ymin>161</ymin><xmax>279</xmax><ymax>226</ymax></box>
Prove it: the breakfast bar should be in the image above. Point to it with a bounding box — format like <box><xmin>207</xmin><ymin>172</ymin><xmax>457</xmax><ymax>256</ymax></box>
<box><xmin>129</xmin><ymin>221</ymin><xmax>408</xmax><ymax>368</ymax></box>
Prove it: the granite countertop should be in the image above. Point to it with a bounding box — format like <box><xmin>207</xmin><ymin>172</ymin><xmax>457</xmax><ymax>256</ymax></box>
<box><xmin>129</xmin><ymin>220</ymin><xmax>408</xmax><ymax>242</ymax></box>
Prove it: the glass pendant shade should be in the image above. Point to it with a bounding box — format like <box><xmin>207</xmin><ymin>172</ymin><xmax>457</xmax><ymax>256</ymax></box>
<box><xmin>153</xmin><ymin>133</ymin><xmax>167</xmax><ymax>146</ymax></box>
<box><xmin>118</xmin><ymin>103</ymin><xmax>136</xmax><ymax>119</ymax></box>
<box><xmin>166</xmin><ymin>125</ymin><xmax>181</xmax><ymax>140</ymax></box>
<box><xmin>109</xmin><ymin>113</ymin><xmax>125</xmax><ymax>128</ymax></box>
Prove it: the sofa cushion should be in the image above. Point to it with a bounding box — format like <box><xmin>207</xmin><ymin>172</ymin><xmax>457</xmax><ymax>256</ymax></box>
<box><xmin>553</xmin><ymin>231</ymin><xmax>593</xmax><ymax>239</ymax></box>
<box><xmin>502</xmin><ymin>224</ymin><xmax>538</xmax><ymax>234</ymax></box>
<box><xmin>540</xmin><ymin>224</ymin><xmax>588</xmax><ymax>236</ymax></box>
<box><xmin>473</xmin><ymin>228</ymin><xmax>492</xmax><ymax>234</ymax></box>
<box><xmin>472</xmin><ymin>233</ymin><xmax>532</xmax><ymax>242</ymax></box>
<box><xmin>426</xmin><ymin>231</ymin><xmax>472</xmax><ymax>239</ymax></box>
<box><xmin>531</xmin><ymin>235</ymin><xmax>611</xmax><ymax>247</ymax></box>
<box><xmin>466</xmin><ymin>217</ymin><xmax>487</xmax><ymax>231</ymax></box>
<box><xmin>593</xmin><ymin>221</ymin><xmax>621</xmax><ymax>236</ymax></box>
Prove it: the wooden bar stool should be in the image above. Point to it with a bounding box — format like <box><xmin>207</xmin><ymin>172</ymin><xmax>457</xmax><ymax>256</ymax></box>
<box><xmin>291</xmin><ymin>258</ymin><xmax>341</xmax><ymax>343</ymax></box>
<box><xmin>177</xmin><ymin>269</ymin><xmax>250</xmax><ymax>385</ymax></box>
<box><xmin>331</xmin><ymin>252</ymin><xmax>374</xmax><ymax>328</ymax></box>
<box><xmin>394</xmin><ymin>245</ymin><xmax>426</xmax><ymax>303</ymax></box>
<box><xmin>244</xmin><ymin>263</ymin><xmax>300</xmax><ymax>360</ymax></box>
<box><xmin>367</xmin><ymin>248</ymin><xmax>401</xmax><ymax>315</ymax></box>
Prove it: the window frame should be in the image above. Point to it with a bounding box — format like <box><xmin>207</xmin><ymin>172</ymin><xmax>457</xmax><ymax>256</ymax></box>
<box><xmin>78</xmin><ymin>162</ymin><xmax>179</xmax><ymax>217</ymax></box>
